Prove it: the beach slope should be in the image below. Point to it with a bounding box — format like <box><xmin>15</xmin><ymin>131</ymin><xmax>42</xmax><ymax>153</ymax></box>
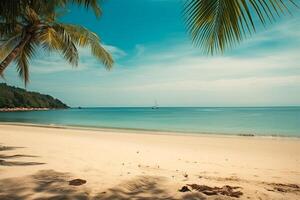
<box><xmin>0</xmin><ymin>124</ymin><xmax>299</xmax><ymax>199</ymax></box>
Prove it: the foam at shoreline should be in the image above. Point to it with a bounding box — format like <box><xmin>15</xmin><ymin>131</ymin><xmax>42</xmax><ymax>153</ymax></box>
<box><xmin>1</xmin><ymin>122</ymin><xmax>299</xmax><ymax>139</ymax></box>
<box><xmin>1</xmin><ymin>107</ymin><xmax>299</xmax><ymax>137</ymax></box>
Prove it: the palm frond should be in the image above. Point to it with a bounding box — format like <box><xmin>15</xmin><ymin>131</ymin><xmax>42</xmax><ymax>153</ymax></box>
<box><xmin>15</xmin><ymin>41</ymin><xmax>36</xmax><ymax>85</ymax></box>
<box><xmin>90</xmin><ymin>36</ymin><xmax>113</xmax><ymax>70</ymax></box>
<box><xmin>184</xmin><ymin>0</ymin><xmax>298</xmax><ymax>54</ymax></box>
<box><xmin>0</xmin><ymin>34</ymin><xmax>22</xmax><ymax>61</ymax></box>
<box><xmin>0</xmin><ymin>0</ymin><xmax>109</xmax><ymax>85</ymax></box>
<box><xmin>71</xmin><ymin>0</ymin><xmax>102</xmax><ymax>17</ymax></box>
<box><xmin>58</xmin><ymin>24</ymin><xmax>113</xmax><ymax>69</ymax></box>
<box><xmin>23</xmin><ymin>7</ymin><xmax>40</xmax><ymax>24</ymax></box>
<box><xmin>0</xmin><ymin>0</ymin><xmax>23</xmax><ymax>22</ymax></box>
<box><xmin>38</xmin><ymin>27</ymin><xmax>62</xmax><ymax>51</ymax></box>
<box><xmin>0</xmin><ymin>0</ymin><xmax>101</xmax><ymax>23</ymax></box>
<box><xmin>0</xmin><ymin>23</ymin><xmax>22</xmax><ymax>39</ymax></box>
<box><xmin>44</xmin><ymin>25</ymin><xmax>79</xmax><ymax>66</ymax></box>
<box><xmin>0</xmin><ymin>23</ymin><xmax>15</xmax><ymax>38</ymax></box>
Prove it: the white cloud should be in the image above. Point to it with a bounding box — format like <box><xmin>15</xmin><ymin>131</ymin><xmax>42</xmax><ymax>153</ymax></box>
<box><xmin>29</xmin><ymin>44</ymin><xmax>125</xmax><ymax>74</ymax></box>
<box><xmin>134</xmin><ymin>44</ymin><xmax>145</xmax><ymax>57</ymax></box>
<box><xmin>4</xmin><ymin>14</ymin><xmax>299</xmax><ymax>107</ymax></box>
<box><xmin>103</xmin><ymin>44</ymin><xmax>127</xmax><ymax>59</ymax></box>
<box><xmin>57</xmin><ymin>44</ymin><xmax>299</xmax><ymax>106</ymax></box>
<box><xmin>73</xmin><ymin>24</ymin><xmax>300</xmax><ymax>106</ymax></box>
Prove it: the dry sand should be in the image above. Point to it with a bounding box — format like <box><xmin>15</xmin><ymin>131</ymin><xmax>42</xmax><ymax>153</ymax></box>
<box><xmin>0</xmin><ymin>124</ymin><xmax>300</xmax><ymax>199</ymax></box>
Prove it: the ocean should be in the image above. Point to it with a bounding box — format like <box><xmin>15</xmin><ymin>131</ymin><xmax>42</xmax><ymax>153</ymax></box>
<box><xmin>0</xmin><ymin>107</ymin><xmax>299</xmax><ymax>137</ymax></box>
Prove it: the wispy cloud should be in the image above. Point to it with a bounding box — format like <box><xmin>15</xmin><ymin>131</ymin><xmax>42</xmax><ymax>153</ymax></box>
<box><xmin>2</xmin><ymin>10</ymin><xmax>299</xmax><ymax>107</ymax></box>
<box><xmin>134</xmin><ymin>44</ymin><xmax>145</xmax><ymax>57</ymax></box>
<box><xmin>103</xmin><ymin>44</ymin><xmax>127</xmax><ymax>59</ymax></box>
<box><xmin>67</xmin><ymin>19</ymin><xmax>299</xmax><ymax>106</ymax></box>
<box><xmin>28</xmin><ymin>44</ymin><xmax>126</xmax><ymax>74</ymax></box>
<box><xmin>54</xmin><ymin>41</ymin><xmax>299</xmax><ymax>106</ymax></box>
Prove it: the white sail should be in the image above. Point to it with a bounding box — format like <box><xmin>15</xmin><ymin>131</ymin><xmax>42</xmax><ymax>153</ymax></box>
<box><xmin>152</xmin><ymin>100</ymin><xmax>159</xmax><ymax>109</ymax></box>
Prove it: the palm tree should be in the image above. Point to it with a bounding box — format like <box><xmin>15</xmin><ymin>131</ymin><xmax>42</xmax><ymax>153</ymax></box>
<box><xmin>0</xmin><ymin>0</ymin><xmax>112</xmax><ymax>85</ymax></box>
<box><xmin>184</xmin><ymin>0</ymin><xmax>298</xmax><ymax>54</ymax></box>
<box><xmin>0</xmin><ymin>0</ymin><xmax>102</xmax><ymax>22</ymax></box>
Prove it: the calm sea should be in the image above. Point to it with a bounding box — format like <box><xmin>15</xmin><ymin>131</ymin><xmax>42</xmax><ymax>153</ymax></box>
<box><xmin>0</xmin><ymin>107</ymin><xmax>299</xmax><ymax>137</ymax></box>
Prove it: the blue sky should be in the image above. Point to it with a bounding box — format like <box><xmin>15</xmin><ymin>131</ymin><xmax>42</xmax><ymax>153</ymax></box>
<box><xmin>2</xmin><ymin>0</ymin><xmax>300</xmax><ymax>107</ymax></box>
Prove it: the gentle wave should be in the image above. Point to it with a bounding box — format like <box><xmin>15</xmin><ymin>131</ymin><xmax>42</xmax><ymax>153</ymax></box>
<box><xmin>0</xmin><ymin>107</ymin><xmax>299</xmax><ymax>137</ymax></box>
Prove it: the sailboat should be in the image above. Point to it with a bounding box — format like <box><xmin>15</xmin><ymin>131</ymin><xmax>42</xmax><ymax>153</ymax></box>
<box><xmin>152</xmin><ymin>100</ymin><xmax>159</xmax><ymax>109</ymax></box>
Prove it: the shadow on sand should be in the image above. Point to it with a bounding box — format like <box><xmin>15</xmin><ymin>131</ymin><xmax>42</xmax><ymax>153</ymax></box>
<box><xmin>0</xmin><ymin>170</ymin><xmax>90</xmax><ymax>200</ymax></box>
<box><xmin>0</xmin><ymin>169</ymin><xmax>206</xmax><ymax>200</ymax></box>
<box><xmin>0</xmin><ymin>145</ymin><xmax>44</xmax><ymax>166</ymax></box>
<box><xmin>93</xmin><ymin>176</ymin><xmax>205</xmax><ymax>200</ymax></box>
<box><xmin>0</xmin><ymin>144</ymin><xmax>208</xmax><ymax>199</ymax></box>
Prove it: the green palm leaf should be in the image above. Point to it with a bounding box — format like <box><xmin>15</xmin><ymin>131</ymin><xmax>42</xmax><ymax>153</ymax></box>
<box><xmin>0</xmin><ymin>34</ymin><xmax>22</xmax><ymax>61</ymax></box>
<box><xmin>0</xmin><ymin>0</ymin><xmax>102</xmax><ymax>23</ymax></box>
<box><xmin>184</xmin><ymin>0</ymin><xmax>298</xmax><ymax>54</ymax></box>
<box><xmin>0</xmin><ymin>0</ymin><xmax>112</xmax><ymax>85</ymax></box>
<box><xmin>59</xmin><ymin>24</ymin><xmax>113</xmax><ymax>69</ymax></box>
<box><xmin>48</xmin><ymin>26</ymin><xmax>79</xmax><ymax>66</ymax></box>
<box><xmin>15</xmin><ymin>41</ymin><xmax>37</xmax><ymax>85</ymax></box>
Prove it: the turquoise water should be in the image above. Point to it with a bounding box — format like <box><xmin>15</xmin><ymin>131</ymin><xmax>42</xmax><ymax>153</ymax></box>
<box><xmin>0</xmin><ymin>107</ymin><xmax>299</xmax><ymax>137</ymax></box>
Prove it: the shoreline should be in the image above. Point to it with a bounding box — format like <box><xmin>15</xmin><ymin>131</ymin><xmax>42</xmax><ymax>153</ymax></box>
<box><xmin>0</xmin><ymin>124</ymin><xmax>300</xmax><ymax>199</ymax></box>
<box><xmin>0</xmin><ymin>107</ymin><xmax>50</xmax><ymax>112</ymax></box>
<box><xmin>1</xmin><ymin>122</ymin><xmax>300</xmax><ymax>140</ymax></box>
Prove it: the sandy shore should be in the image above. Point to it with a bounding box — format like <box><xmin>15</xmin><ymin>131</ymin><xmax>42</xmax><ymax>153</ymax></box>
<box><xmin>0</xmin><ymin>124</ymin><xmax>300</xmax><ymax>199</ymax></box>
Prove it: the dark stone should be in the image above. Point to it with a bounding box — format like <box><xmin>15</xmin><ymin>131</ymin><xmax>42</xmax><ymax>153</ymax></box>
<box><xmin>69</xmin><ymin>179</ymin><xmax>87</xmax><ymax>186</ymax></box>
<box><xmin>178</xmin><ymin>186</ymin><xmax>191</xmax><ymax>192</ymax></box>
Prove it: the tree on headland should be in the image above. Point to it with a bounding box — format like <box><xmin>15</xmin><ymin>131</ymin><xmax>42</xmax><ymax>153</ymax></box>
<box><xmin>184</xmin><ymin>0</ymin><xmax>298</xmax><ymax>54</ymax></box>
<box><xmin>0</xmin><ymin>83</ymin><xmax>68</xmax><ymax>108</ymax></box>
<box><xmin>0</xmin><ymin>0</ymin><xmax>113</xmax><ymax>85</ymax></box>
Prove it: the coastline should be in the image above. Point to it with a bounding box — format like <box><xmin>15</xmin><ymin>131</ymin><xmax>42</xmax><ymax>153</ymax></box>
<box><xmin>0</xmin><ymin>107</ymin><xmax>50</xmax><ymax>112</ymax></box>
<box><xmin>1</xmin><ymin>121</ymin><xmax>300</xmax><ymax>139</ymax></box>
<box><xmin>0</xmin><ymin>124</ymin><xmax>300</xmax><ymax>199</ymax></box>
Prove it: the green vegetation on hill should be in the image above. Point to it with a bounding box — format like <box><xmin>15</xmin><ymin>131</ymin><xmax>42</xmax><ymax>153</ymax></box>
<box><xmin>0</xmin><ymin>83</ymin><xmax>68</xmax><ymax>108</ymax></box>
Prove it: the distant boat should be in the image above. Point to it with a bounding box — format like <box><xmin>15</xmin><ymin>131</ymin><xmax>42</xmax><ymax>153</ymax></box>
<box><xmin>152</xmin><ymin>100</ymin><xmax>159</xmax><ymax>109</ymax></box>
<box><xmin>78</xmin><ymin>106</ymin><xmax>82</xmax><ymax>109</ymax></box>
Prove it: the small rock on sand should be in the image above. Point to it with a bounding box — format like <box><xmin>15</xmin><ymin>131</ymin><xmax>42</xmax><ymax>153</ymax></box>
<box><xmin>178</xmin><ymin>186</ymin><xmax>191</xmax><ymax>192</ymax></box>
<box><xmin>69</xmin><ymin>179</ymin><xmax>87</xmax><ymax>186</ymax></box>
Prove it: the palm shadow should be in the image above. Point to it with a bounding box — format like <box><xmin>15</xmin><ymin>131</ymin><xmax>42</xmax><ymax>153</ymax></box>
<box><xmin>0</xmin><ymin>160</ymin><xmax>45</xmax><ymax>166</ymax></box>
<box><xmin>0</xmin><ymin>170</ymin><xmax>90</xmax><ymax>200</ymax></box>
<box><xmin>0</xmin><ymin>145</ymin><xmax>206</xmax><ymax>199</ymax></box>
<box><xmin>0</xmin><ymin>145</ymin><xmax>23</xmax><ymax>151</ymax></box>
<box><xmin>93</xmin><ymin>176</ymin><xmax>206</xmax><ymax>200</ymax></box>
<box><xmin>0</xmin><ymin>170</ymin><xmax>206</xmax><ymax>200</ymax></box>
<box><xmin>0</xmin><ymin>154</ymin><xmax>38</xmax><ymax>159</ymax></box>
<box><xmin>0</xmin><ymin>145</ymin><xmax>45</xmax><ymax>166</ymax></box>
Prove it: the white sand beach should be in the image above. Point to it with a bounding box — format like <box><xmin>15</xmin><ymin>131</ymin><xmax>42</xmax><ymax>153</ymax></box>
<box><xmin>0</xmin><ymin>124</ymin><xmax>300</xmax><ymax>199</ymax></box>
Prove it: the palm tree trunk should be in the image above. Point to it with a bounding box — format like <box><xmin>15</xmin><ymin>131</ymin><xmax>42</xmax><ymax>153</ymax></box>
<box><xmin>0</xmin><ymin>33</ymin><xmax>32</xmax><ymax>74</ymax></box>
